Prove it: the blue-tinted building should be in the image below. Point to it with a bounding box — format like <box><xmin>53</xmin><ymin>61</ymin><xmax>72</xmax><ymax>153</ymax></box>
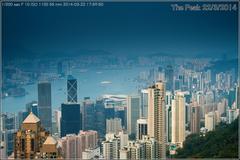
<box><xmin>60</xmin><ymin>103</ymin><xmax>82</xmax><ymax>137</ymax></box>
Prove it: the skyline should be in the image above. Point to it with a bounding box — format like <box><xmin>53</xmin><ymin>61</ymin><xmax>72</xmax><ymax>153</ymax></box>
<box><xmin>3</xmin><ymin>2</ymin><xmax>238</xmax><ymax>61</ymax></box>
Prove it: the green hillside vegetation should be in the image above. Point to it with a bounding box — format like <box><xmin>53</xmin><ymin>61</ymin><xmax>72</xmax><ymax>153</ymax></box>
<box><xmin>175</xmin><ymin>118</ymin><xmax>238</xmax><ymax>158</ymax></box>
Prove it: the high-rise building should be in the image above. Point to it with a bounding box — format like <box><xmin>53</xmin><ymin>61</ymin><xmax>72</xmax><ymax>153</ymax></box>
<box><xmin>165</xmin><ymin>65</ymin><xmax>174</xmax><ymax>91</ymax></box>
<box><xmin>140</xmin><ymin>89</ymin><xmax>148</xmax><ymax>118</ymax></box>
<box><xmin>95</xmin><ymin>99</ymin><xmax>106</xmax><ymax>138</ymax></box>
<box><xmin>26</xmin><ymin>101</ymin><xmax>38</xmax><ymax>117</ymax></box>
<box><xmin>236</xmin><ymin>84</ymin><xmax>240</xmax><ymax>109</ymax></box>
<box><xmin>67</xmin><ymin>75</ymin><xmax>78</xmax><ymax>103</ymax></box>
<box><xmin>102</xmin><ymin>133</ymin><xmax>120</xmax><ymax>159</ymax></box>
<box><xmin>2</xmin><ymin>113</ymin><xmax>17</xmax><ymax>156</ymax></box>
<box><xmin>119</xmin><ymin>135</ymin><xmax>158</xmax><ymax>159</ymax></box>
<box><xmin>127</xmin><ymin>95</ymin><xmax>140</xmax><ymax>135</ymax></box>
<box><xmin>226</xmin><ymin>108</ymin><xmax>239</xmax><ymax>124</ymax></box>
<box><xmin>14</xmin><ymin>112</ymin><xmax>62</xmax><ymax>159</ymax></box>
<box><xmin>190</xmin><ymin>101</ymin><xmax>200</xmax><ymax>134</ymax></box>
<box><xmin>106</xmin><ymin>118</ymin><xmax>122</xmax><ymax>134</ymax></box>
<box><xmin>82</xmin><ymin>97</ymin><xmax>95</xmax><ymax>130</ymax></box>
<box><xmin>118</xmin><ymin>130</ymin><xmax>128</xmax><ymax>149</ymax></box>
<box><xmin>61</xmin><ymin>103</ymin><xmax>82</xmax><ymax>137</ymax></box>
<box><xmin>136</xmin><ymin>118</ymin><xmax>147</xmax><ymax>140</ymax></box>
<box><xmin>38</xmin><ymin>81</ymin><xmax>52</xmax><ymax>132</ymax></box>
<box><xmin>171</xmin><ymin>92</ymin><xmax>186</xmax><ymax>148</ymax></box>
<box><xmin>205</xmin><ymin>112</ymin><xmax>215</xmax><ymax>131</ymax></box>
<box><xmin>61</xmin><ymin>130</ymin><xmax>98</xmax><ymax>159</ymax></box>
<box><xmin>165</xmin><ymin>91</ymin><xmax>172</xmax><ymax>143</ymax></box>
<box><xmin>147</xmin><ymin>81</ymin><xmax>166</xmax><ymax>158</ymax></box>
<box><xmin>57</xmin><ymin>61</ymin><xmax>64</xmax><ymax>77</ymax></box>
<box><xmin>54</xmin><ymin>110</ymin><xmax>61</xmax><ymax>136</ymax></box>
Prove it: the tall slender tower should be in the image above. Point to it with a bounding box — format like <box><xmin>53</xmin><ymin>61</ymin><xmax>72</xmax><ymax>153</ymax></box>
<box><xmin>67</xmin><ymin>75</ymin><xmax>77</xmax><ymax>103</ymax></box>
<box><xmin>38</xmin><ymin>81</ymin><xmax>52</xmax><ymax>132</ymax></box>
<box><xmin>147</xmin><ymin>81</ymin><xmax>166</xmax><ymax>158</ymax></box>
<box><xmin>171</xmin><ymin>92</ymin><xmax>186</xmax><ymax>148</ymax></box>
<box><xmin>127</xmin><ymin>95</ymin><xmax>140</xmax><ymax>135</ymax></box>
<box><xmin>190</xmin><ymin>101</ymin><xmax>200</xmax><ymax>134</ymax></box>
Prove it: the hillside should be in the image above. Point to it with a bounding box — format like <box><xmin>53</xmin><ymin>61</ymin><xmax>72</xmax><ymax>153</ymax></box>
<box><xmin>175</xmin><ymin>118</ymin><xmax>239</xmax><ymax>158</ymax></box>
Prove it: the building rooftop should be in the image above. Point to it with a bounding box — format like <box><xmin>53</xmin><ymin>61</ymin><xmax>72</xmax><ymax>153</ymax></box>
<box><xmin>43</xmin><ymin>136</ymin><xmax>57</xmax><ymax>145</ymax></box>
<box><xmin>23</xmin><ymin>112</ymin><xmax>40</xmax><ymax>124</ymax></box>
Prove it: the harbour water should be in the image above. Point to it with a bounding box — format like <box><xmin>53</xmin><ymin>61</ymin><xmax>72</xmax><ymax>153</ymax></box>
<box><xmin>3</xmin><ymin>67</ymin><xmax>148</xmax><ymax>113</ymax></box>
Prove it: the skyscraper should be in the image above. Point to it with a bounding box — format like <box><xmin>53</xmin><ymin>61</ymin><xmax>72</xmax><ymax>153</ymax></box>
<box><xmin>106</xmin><ymin>118</ymin><xmax>122</xmax><ymax>134</ymax></box>
<box><xmin>236</xmin><ymin>84</ymin><xmax>240</xmax><ymax>109</ymax></box>
<box><xmin>38</xmin><ymin>81</ymin><xmax>52</xmax><ymax>132</ymax></box>
<box><xmin>136</xmin><ymin>118</ymin><xmax>147</xmax><ymax>140</ymax></box>
<box><xmin>190</xmin><ymin>101</ymin><xmax>200</xmax><ymax>134</ymax></box>
<box><xmin>67</xmin><ymin>75</ymin><xmax>78</xmax><ymax>103</ymax></box>
<box><xmin>95</xmin><ymin>99</ymin><xmax>106</xmax><ymax>138</ymax></box>
<box><xmin>165</xmin><ymin>65</ymin><xmax>174</xmax><ymax>91</ymax></box>
<box><xmin>127</xmin><ymin>95</ymin><xmax>140</xmax><ymax>136</ymax></box>
<box><xmin>171</xmin><ymin>92</ymin><xmax>186</xmax><ymax>148</ymax></box>
<box><xmin>147</xmin><ymin>81</ymin><xmax>166</xmax><ymax>158</ymax></box>
<box><xmin>140</xmin><ymin>89</ymin><xmax>148</xmax><ymax>118</ymax></box>
<box><xmin>61</xmin><ymin>103</ymin><xmax>82</xmax><ymax>137</ymax></box>
<box><xmin>82</xmin><ymin>97</ymin><xmax>95</xmax><ymax>130</ymax></box>
<box><xmin>205</xmin><ymin>112</ymin><xmax>215</xmax><ymax>131</ymax></box>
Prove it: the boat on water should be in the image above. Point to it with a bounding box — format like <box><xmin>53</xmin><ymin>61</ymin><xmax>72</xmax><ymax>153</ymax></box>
<box><xmin>100</xmin><ymin>81</ymin><xmax>112</xmax><ymax>85</ymax></box>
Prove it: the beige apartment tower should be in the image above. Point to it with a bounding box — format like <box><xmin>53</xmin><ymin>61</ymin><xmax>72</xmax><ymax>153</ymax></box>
<box><xmin>171</xmin><ymin>92</ymin><xmax>186</xmax><ymax>148</ymax></box>
<box><xmin>147</xmin><ymin>81</ymin><xmax>166</xmax><ymax>158</ymax></box>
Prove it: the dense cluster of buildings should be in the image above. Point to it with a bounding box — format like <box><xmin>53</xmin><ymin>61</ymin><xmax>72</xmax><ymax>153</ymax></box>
<box><xmin>0</xmin><ymin>60</ymin><xmax>239</xmax><ymax>159</ymax></box>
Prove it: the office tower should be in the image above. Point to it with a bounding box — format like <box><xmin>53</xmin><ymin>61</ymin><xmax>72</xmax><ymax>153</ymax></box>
<box><xmin>14</xmin><ymin>112</ymin><xmax>49</xmax><ymax>159</ymax></box>
<box><xmin>105</xmin><ymin>107</ymin><xmax>115</xmax><ymax>119</ymax></box>
<box><xmin>147</xmin><ymin>81</ymin><xmax>166</xmax><ymax>158</ymax></box>
<box><xmin>26</xmin><ymin>101</ymin><xmax>38</xmax><ymax>117</ymax></box>
<box><xmin>54</xmin><ymin>110</ymin><xmax>61</xmax><ymax>136</ymax></box>
<box><xmin>115</xmin><ymin>108</ymin><xmax>125</xmax><ymax>128</ymax></box>
<box><xmin>190</xmin><ymin>102</ymin><xmax>200</xmax><ymax>134</ymax></box>
<box><xmin>17</xmin><ymin>111</ymin><xmax>29</xmax><ymax>128</ymax></box>
<box><xmin>61</xmin><ymin>103</ymin><xmax>82</xmax><ymax>137</ymax></box>
<box><xmin>82</xmin><ymin>97</ymin><xmax>95</xmax><ymax>130</ymax></box>
<box><xmin>2</xmin><ymin>113</ymin><xmax>17</xmax><ymax>156</ymax></box>
<box><xmin>61</xmin><ymin>130</ymin><xmax>98</xmax><ymax>159</ymax></box>
<box><xmin>118</xmin><ymin>130</ymin><xmax>128</xmax><ymax>149</ymax></box>
<box><xmin>106</xmin><ymin>118</ymin><xmax>122</xmax><ymax>134</ymax></box>
<box><xmin>140</xmin><ymin>89</ymin><xmax>148</xmax><ymax>118</ymax></box>
<box><xmin>165</xmin><ymin>65</ymin><xmax>174</xmax><ymax>91</ymax></box>
<box><xmin>228</xmin><ymin>88</ymin><xmax>236</xmax><ymax>108</ymax></box>
<box><xmin>166</xmin><ymin>91</ymin><xmax>172</xmax><ymax>143</ymax></box>
<box><xmin>205</xmin><ymin>112</ymin><xmax>215</xmax><ymax>131</ymax></box>
<box><xmin>95</xmin><ymin>99</ymin><xmax>106</xmax><ymax>138</ymax></box>
<box><xmin>171</xmin><ymin>92</ymin><xmax>186</xmax><ymax>148</ymax></box>
<box><xmin>67</xmin><ymin>75</ymin><xmax>77</xmax><ymax>103</ymax></box>
<box><xmin>57</xmin><ymin>61</ymin><xmax>64</xmax><ymax>76</ymax></box>
<box><xmin>157</xmin><ymin>66</ymin><xmax>165</xmax><ymax>82</ymax></box>
<box><xmin>102</xmin><ymin>133</ymin><xmax>120</xmax><ymax>159</ymax></box>
<box><xmin>38</xmin><ymin>81</ymin><xmax>52</xmax><ymax>132</ymax></box>
<box><xmin>136</xmin><ymin>118</ymin><xmax>147</xmax><ymax>140</ymax></box>
<box><xmin>236</xmin><ymin>84</ymin><xmax>240</xmax><ymax>109</ymax></box>
<box><xmin>127</xmin><ymin>95</ymin><xmax>140</xmax><ymax>135</ymax></box>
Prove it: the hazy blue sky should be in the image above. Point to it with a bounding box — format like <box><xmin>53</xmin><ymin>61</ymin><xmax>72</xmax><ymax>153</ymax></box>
<box><xmin>3</xmin><ymin>2</ymin><xmax>238</xmax><ymax>60</ymax></box>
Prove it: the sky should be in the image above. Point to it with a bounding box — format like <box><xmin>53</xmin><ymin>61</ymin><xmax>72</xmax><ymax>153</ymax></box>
<box><xmin>2</xmin><ymin>2</ymin><xmax>238</xmax><ymax>60</ymax></box>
